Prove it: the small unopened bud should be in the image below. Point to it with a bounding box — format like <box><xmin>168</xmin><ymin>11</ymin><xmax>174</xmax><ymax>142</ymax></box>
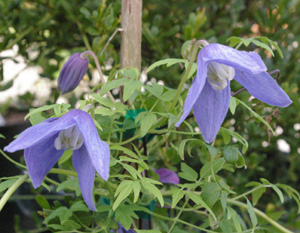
<box><xmin>57</xmin><ymin>53</ymin><xmax>89</xmax><ymax>94</ymax></box>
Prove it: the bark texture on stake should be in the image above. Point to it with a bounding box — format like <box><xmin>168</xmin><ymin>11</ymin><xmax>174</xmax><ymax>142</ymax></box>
<box><xmin>121</xmin><ymin>0</ymin><xmax>142</xmax><ymax>71</ymax></box>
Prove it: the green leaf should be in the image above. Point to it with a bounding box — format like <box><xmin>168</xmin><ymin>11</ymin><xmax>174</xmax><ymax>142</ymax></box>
<box><xmin>178</xmin><ymin>138</ymin><xmax>199</xmax><ymax>160</ymax></box>
<box><xmin>252</xmin><ymin>186</ymin><xmax>266</xmax><ymax>206</ymax></box>
<box><xmin>94</xmin><ymin>107</ymin><xmax>114</xmax><ymax>116</ymax></box>
<box><xmin>170</xmin><ymin>188</ymin><xmax>185</xmax><ymax>208</ymax></box>
<box><xmin>229</xmin><ymin>96</ymin><xmax>238</xmax><ymax>115</ymax></box>
<box><xmin>141</xmin><ymin>179</ymin><xmax>164</xmax><ymax>207</ymax></box>
<box><xmin>234</xmin><ymin>97</ymin><xmax>275</xmax><ymax>135</ymax></box>
<box><xmin>201</xmin><ymin>182</ymin><xmax>221</xmax><ymax>207</ymax></box>
<box><xmin>62</xmin><ymin>220</ymin><xmax>81</xmax><ymax>230</ymax></box>
<box><xmin>25</xmin><ymin>104</ymin><xmax>56</xmax><ymax>120</ymax></box>
<box><xmin>91</xmin><ymin>94</ymin><xmax>114</xmax><ymax>108</ymax></box>
<box><xmin>58</xmin><ymin>149</ymin><xmax>73</xmax><ymax>165</ymax></box>
<box><xmin>146</xmin><ymin>58</ymin><xmax>186</xmax><ymax>73</ymax></box>
<box><xmin>178</xmin><ymin>163</ymin><xmax>198</xmax><ymax>182</ymax></box>
<box><xmin>227</xmin><ymin>207</ymin><xmax>242</xmax><ymax>233</ymax></box>
<box><xmin>140</xmin><ymin>112</ymin><xmax>157</xmax><ymax>137</ymax></box>
<box><xmin>0</xmin><ymin>179</ymin><xmax>18</xmax><ymax>193</ymax></box>
<box><xmin>271</xmin><ymin>184</ymin><xmax>284</xmax><ymax>203</ymax></box>
<box><xmin>121</xmin><ymin>163</ymin><xmax>139</xmax><ymax>179</ymax></box>
<box><xmin>223</xmin><ymin>146</ymin><xmax>240</xmax><ymax>163</ymax></box>
<box><xmin>29</xmin><ymin>111</ymin><xmax>46</xmax><ymax>125</ymax></box>
<box><xmin>246</xmin><ymin>198</ymin><xmax>258</xmax><ymax>227</ymax></box>
<box><xmin>100</xmin><ymin>78</ymin><xmax>129</xmax><ymax>96</ymax></box>
<box><xmin>132</xmin><ymin>181</ymin><xmax>141</xmax><ymax>203</ymax></box>
<box><xmin>120</xmin><ymin>67</ymin><xmax>140</xmax><ymax>80</ymax></box>
<box><xmin>110</xmin><ymin>145</ymin><xmax>140</xmax><ymax>159</ymax></box>
<box><xmin>123</xmin><ymin>80</ymin><xmax>143</xmax><ymax>102</ymax></box>
<box><xmin>200</xmin><ymin>158</ymin><xmax>225</xmax><ymax>179</ymax></box>
<box><xmin>44</xmin><ymin>207</ymin><xmax>73</xmax><ymax>224</ymax></box>
<box><xmin>187</xmin><ymin>192</ymin><xmax>217</xmax><ymax>221</ymax></box>
<box><xmin>70</xmin><ymin>201</ymin><xmax>89</xmax><ymax>212</ymax></box>
<box><xmin>115</xmin><ymin>205</ymin><xmax>139</xmax><ymax>230</ymax></box>
<box><xmin>144</xmin><ymin>82</ymin><xmax>164</xmax><ymax>98</ymax></box>
<box><xmin>0</xmin><ymin>134</ymin><xmax>5</xmax><ymax>139</ymax></box>
<box><xmin>36</xmin><ymin>195</ymin><xmax>50</xmax><ymax>209</ymax></box>
<box><xmin>113</xmin><ymin>181</ymin><xmax>133</xmax><ymax>210</ymax></box>
<box><xmin>56</xmin><ymin>178</ymin><xmax>80</xmax><ymax>196</ymax></box>
<box><xmin>220</xmin><ymin>127</ymin><xmax>248</xmax><ymax>153</ymax></box>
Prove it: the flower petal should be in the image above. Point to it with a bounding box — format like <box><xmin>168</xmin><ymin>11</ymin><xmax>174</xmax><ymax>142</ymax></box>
<box><xmin>234</xmin><ymin>70</ymin><xmax>292</xmax><ymax>107</ymax></box>
<box><xmin>153</xmin><ymin>168</ymin><xmax>179</xmax><ymax>185</ymax></box>
<box><xmin>72</xmin><ymin>145</ymin><xmax>96</xmax><ymax>211</ymax></box>
<box><xmin>193</xmin><ymin>80</ymin><xmax>231</xmax><ymax>143</ymax></box>
<box><xmin>24</xmin><ymin>134</ymin><xmax>64</xmax><ymax>188</ymax></box>
<box><xmin>201</xmin><ymin>43</ymin><xmax>267</xmax><ymax>74</ymax></box>
<box><xmin>4</xmin><ymin>110</ymin><xmax>83</xmax><ymax>152</ymax></box>
<box><xmin>175</xmin><ymin>72</ymin><xmax>207</xmax><ymax>126</ymax></box>
<box><xmin>73</xmin><ymin>111</ymin><xmax>110</xmax><ymax>181</ymax></box>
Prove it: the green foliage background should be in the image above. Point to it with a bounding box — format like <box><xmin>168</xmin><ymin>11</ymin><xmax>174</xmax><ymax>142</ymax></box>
<box><xmin>0</xmin><ymin>0</ymin><xmax>300</xmax><ymax>231</ymax></box>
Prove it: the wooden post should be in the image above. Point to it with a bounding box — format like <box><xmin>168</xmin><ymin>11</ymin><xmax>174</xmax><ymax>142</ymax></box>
<box><xmin>121</xmin><ymin>0</ymin><xmax>142</xmax><ymax>71</ymax></box>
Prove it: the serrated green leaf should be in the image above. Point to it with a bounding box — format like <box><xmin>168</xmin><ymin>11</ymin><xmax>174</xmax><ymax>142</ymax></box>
<box><xmin>178</xmin><ymin>163</ymin><xmax>198</xmax><ymax>181</ymax></box>
<box><xmin>201</xmin><ymin>182</ymin><xmax>220</xmax><ymax>207</ymax></box>
<box><xmin>0</xmin><ymin>179</ymin><xmax>18</xmax><ymax>193</ymax></box>
<box><xmin>100</xmin><ymin>78</ymin><xmax>129</xmax><ymax>96</ymax></box>
<box><xmin>142</xmin><ymin>180</ymin><xmax>164</xmax><ymax>207</ymax></box>
<box><xmin>146</xmin><ymin>58</ymin><xmax>186</xmax><ymax>73</ymax></box>
<box><xmin>113</xmin><ymin>183</ymin><xmax>133</xmax><ymax>210</ymax></box>
<box><xmin>132</xmin><ymin>181</ymin><xmax>141</xmax><ymax>203</ymax></box>
<box><xmin>200</xmin><ymin>158</ymin><xmax>225</xmax><ymax>179</ymax></box>
<box><xmin>91</xmin><ymin>94</ymin><xmax>114</xmax><ymax>108</ymax></box>
<box><xmin>252</xmin><ymin>186</ymin><xmax>266</xmax><ymax>206</ymax></box>
<box><xmin>187</xmin><ymin>192</ymin><xmax>217</xmax><ymax>221</ymax></box>
<box><xmin>123</xmin><ymin>80</ymin><xmax>143</xmax><ymax>102</ymax></box>
<box><xmin>170</xmin><ymin>188</ymin><xmax>184</xmax><ymax>208</ymax></box>
<box><xmin>229</xmin><ymin>96</ymin><xmax>238</xmax><ymax>115</ymax></box>
<box><xmin>70</xmin><ymin>201</ymin><xmax>89</xmax><ymax>212</ymax></box>
<box><xmin>140</xmin><ymin>112</ymin><xmax>157</xmax><ymax>137</ymax></box>
<box><xmin>246</xmin><ymin>198</ymin><xmax>257</xmax><ymax>227</ymax></box>
<box><xmin>145</xmin><ymin>82</ymin><xmax>164</xmax><ymax>98</ymax></box>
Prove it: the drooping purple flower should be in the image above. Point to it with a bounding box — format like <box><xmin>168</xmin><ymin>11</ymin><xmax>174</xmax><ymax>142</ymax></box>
<box><xmin>176</xmin><ymin>43</ymin><xmax>292</xmax><ymax>143</ymax></box>
<box><xmin>153</xmin><ymin>168</ymin><xmax>179</xmax><ymax>185</ymax></box>
<box><xmin>4</xmin><ymin>109</ymin><xmax>110</xmax><ymax>211</ymax></box>
<box><xmin>58</xmin><ymin>53</ymin><xmax>89</xmax><ymax>94</ymax></box>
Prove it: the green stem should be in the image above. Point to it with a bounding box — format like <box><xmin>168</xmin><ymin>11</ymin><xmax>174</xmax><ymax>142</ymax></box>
<box><xmin>0</xmin><ymin>174</ymin><xmax>28</xmax><ymax>211</ymax></box>
<box><xmin>0</xmin><ymin>149</ymin><xmax>26</xmax><ymax>169</ymax></box>
<box><xmin>168</xmin><ymin>197</ymin><xmax>190</xmax><ymax>233</ymax></box>
<box><xmin>228</xmin><ymin>200</ymin><xmax>293</xmax><ymax>233</ymax></box>
<box><xmin>231</xmin><ymin>185</ymin><xmax>272</xmax><ymax>201</ymax></box>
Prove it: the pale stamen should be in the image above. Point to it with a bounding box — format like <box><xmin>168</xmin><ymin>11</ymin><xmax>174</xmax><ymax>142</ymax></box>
<box><xmin>54</xmin><ymin>126</ymin><xmax>83</xmax><ymax>150</ymax></box>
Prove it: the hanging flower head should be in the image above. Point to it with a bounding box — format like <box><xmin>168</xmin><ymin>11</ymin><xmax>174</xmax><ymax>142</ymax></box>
<box><xmin>176</xmin><ymin>42</ymin><xmax>292</xmax><ymax>143</ymax></box>
<box><xmin>58</xmin><ymin>53</ymin><xmax>89</xmax><ymax>94</ymax></box>
<box><xmin>4</xmin><ymin>109</ymin><xmax>110</xmax><ymax>211</ymax></box>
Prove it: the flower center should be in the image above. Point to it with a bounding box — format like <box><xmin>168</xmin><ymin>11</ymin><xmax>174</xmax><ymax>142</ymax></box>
<box><xmin>207</xmin><ymin>61</ymin><xmax>235</xmax><ymax>90</ymax></box>
<box><xmin>54</xmin><ymin>126</ymin><xmax>83</xmax><ymax>150</ymax></box>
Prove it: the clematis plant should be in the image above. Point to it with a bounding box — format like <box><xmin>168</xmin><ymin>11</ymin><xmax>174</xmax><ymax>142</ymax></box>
<box><xmin>176</xmin><ymin>42</ymin><xmax>292</xmax><ymax>143</ymax></box>
<box><xmin>4</xmin><ymin>109</ymin><xmax>110</xmax><ymax>211</ymax></box>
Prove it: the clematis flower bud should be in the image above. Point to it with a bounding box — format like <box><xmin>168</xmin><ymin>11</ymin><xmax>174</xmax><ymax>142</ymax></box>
<box><xmin>57</xmin><ymin>53</ymin><xmax>89</xmax><ymax>94</ymax></box>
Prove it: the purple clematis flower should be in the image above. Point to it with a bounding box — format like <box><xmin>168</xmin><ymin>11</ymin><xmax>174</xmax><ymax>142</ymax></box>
<box><xmin>176</xmin><ymin>43</ymin><xmax>292</xmax><ymax>143</ymax></box>
<box><xmin>153</xmin><ymin>168</ymin><xmax>179</xmax><ymax>185</ymax></box>
<box><xmin>58</xmin><ymin>53</ymin><xmax>89</xmax><ymax>94</ymax></box>
<box><xmin>4</xmin><ymin>109</ymin><xmax>110</xmax><ymax>211</ymax></box>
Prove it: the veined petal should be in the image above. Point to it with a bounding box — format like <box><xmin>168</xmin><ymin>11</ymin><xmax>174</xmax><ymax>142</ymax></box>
<box><xmin>193</xmin><ymin>80</ymin><xmax>231</xmax><ymax>143</ymax></box>
<box><xmin>24</xmin><ymin>134</ymin><xmax>64</xmax><ymax>188</ymax></box>
<box><xmin>200</xmin><ymin>43</ymin><xmax>267</xmax><ymax>74</ymax></box>
<box><xmin>153</xmin><ymin>168</ymin><xmax>179</xmax><ymax>185</ymax></box>
<box><xmin>4</xmin><ymin>110</ymin><xmax>83</xmax><ymax>152</ymax></box>
<box><xmin>234</xmin><ymin>70</ymin><xmax>292</xmax><ymax>107</ymax></box>
<box><xmin>175</xmin><ymin>64</ymin><xmax>208</xmax><ymax>127</ymax></box>
<box><xmin>74</xmin><ymin>111</ymin><xmax>110</xmax><ymax>181</ymax></box>
<box><xmin>72</xmin><ymin>145</ymin><xmax>96</xmax><ymax>211</ymax></box>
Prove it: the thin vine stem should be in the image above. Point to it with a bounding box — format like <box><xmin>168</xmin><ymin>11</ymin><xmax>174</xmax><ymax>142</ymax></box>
<box><xmin>81</xmin><ymin>50</ymin><xmax>115</xmax><ymax>103</ymax></box>
<box><xmin>0</xmin><ymin>174</ymin><xmax>29</xmax><ymax>211</ymax></box>
<box><xmin>228</xmin><ymin>200</ymin><xmax>293</xmax><ymax>233</ymax></box>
